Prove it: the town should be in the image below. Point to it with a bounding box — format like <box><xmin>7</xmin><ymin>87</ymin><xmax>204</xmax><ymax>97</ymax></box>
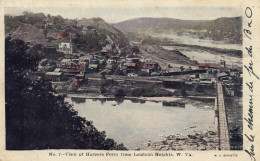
<box><xmin>5</xmin><ymin>11</ymin><xmax>243</xmax><ymax>151</ymax></box>
<box><xmin>30</xmin><ymin>26</ymin><xmax>242</xmax><ymax>99</ymax></box>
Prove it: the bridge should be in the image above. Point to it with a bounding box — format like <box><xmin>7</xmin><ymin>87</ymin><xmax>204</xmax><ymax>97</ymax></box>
<box><xmin>215</xmin><ymin>82</ymin><xmax>230</xmax><ymax>150</ymax></box>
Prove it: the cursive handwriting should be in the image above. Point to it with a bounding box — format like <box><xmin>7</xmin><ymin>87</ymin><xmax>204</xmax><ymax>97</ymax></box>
<box><xmin>244</xmin><ymin>61</ymin><xmax>259</xmax><ymax>80</ymax></box>
<box><xmin>245</xmin><ymin>144</ymin><xmax>256</xmax><ymax>161</ymax></box>
<box><xmin>244</xmin><ymin>95</ymin><xmax>253</xmax><ymax>130</ymax></box>
<box><xmin>244</xmin><ymin>6</ymin><xmax>257</xmax><ymax>161</ymax></box>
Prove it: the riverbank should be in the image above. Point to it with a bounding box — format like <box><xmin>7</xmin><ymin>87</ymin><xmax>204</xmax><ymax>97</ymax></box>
<box><xmin>67</xmin><ymin>94</ymin><xmax>215</xmax><ymax>108</ymax></box>
<box><xmin>160</xmin><ymin>42</ymin><xmax>242</xmax><ymax>58</ymax></box>
<box><xmin>137</xmin><ymin>131</ymin><xmax>219</xmax><ymax>150</ymax></box>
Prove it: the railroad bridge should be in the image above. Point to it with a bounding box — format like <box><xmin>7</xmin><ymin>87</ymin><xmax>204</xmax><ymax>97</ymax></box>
<box><xmin>215</xmin><ymin>82</ymin><xmax>230</xmax><ymax>150</ymax></box>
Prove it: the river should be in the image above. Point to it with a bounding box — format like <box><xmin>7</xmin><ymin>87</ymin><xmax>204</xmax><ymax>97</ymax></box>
<box><xmin>66</xmin><ymin>98</ymin><xmax>215</xmax><ymax>150</ymax></box>
<box><xmin>151</xmin><ymin>33</ymin><xmax>242</xmax><ymax>50</ymax></box>
<box><xmin>161</xmin><ymin>45</ymin><xmax>242</xmax><ymax>68</ymax></box>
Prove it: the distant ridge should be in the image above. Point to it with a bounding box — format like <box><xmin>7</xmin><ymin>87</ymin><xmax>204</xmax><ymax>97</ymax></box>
<box><xmin>113</xmin><ymin>17</ymin><xmax>205</xmax><ymax>33</ymax></box>
<box><xmin>113</xmin><ymin>16</ymin><xmax>242</xmax><ymax>43</ymax></box>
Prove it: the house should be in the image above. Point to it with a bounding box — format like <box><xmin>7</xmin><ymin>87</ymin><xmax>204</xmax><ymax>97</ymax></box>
<box><xmin>125</xmin><ymin>58</ymin><xmax>141</xmax><ymax>71</ymax></box>
<box><xmin>199</xmin><ymin>74</ymin><xmax>215</xmax><ymax>85</ymax></box>
<box><xmin>127</xmin><ymin>73</ymin><xmax>138</xmax><ymax>77</ymax></box>
<box><xmin>143</xmin><ymin>62</ymin><xmax>159</xmax><ymax>71</ymax></box>
<box><xmin>58</xmin><ymin>42</ymin><xmax>73</xmax><ymax>54</ymax></box>
<box><xmin>151</xmin><ymin>72</ymin><xmax>161</xmax><ymax>76</ymax></box>
<box><xmin>61</xmin><ymin>59</ymin><xmax>72</xmax><ymax>67</ymax></box>
<box><xmin>198</xmin><ymin>63</ymin><xmax>219</xmax><ymax>69</ymax></box>
<box><xmin>63</xmin><ymin>61</ymin><xmax>80</xmax><ymax>70</ymax></box>
<box><xmin>75</xmin><ymin>73</ymin><xmax>86</xmax><ymax>82</ymax></box>
<box><xmin>140</xmin><ymin>57</ymin><xmax>152</xmax><ymax>63</ymax></box>
<box><xmin>72</xmin><ymin>74</ymin><xmax>87</xmax><ymax>87</ymax></box>
<box><xmin>217</xmin><ymin>72</ymin><xmax>229</xmax><ymax>81</ymax></box>
<box><xmin>54</xmin><ymin>68</ymin><xmax>62</xmax><ymax>73</ymax></box>
<box><xmin>57</xmin><ymin>32</ymin><xmax>69</xmax><ymax>39</ymax></box>
<box><xmin>220</xmin><ymin>60</ymin><xmax>226</xmax><ymax>68</ymax></box>
<box><xmin>126</xmin><ymin>58</ymin><xmax>140</xmax><ymax>63</ymax></box>
<box><xmin>88</xmin><ymin>64</ymin><xmax>99</xmax><ymax>73</ymax></box>
<box><xmin>45</xmin><ymin>72</ymin><xmax>64</xmax><ymax>81</ymax></box>
<box><xmin>124</xmin><ymin>63</ymin><xmax>139</xmax><ymax>73</ymax></box>
<box><xmin>140</xmin><ymin>68</ymin><xmax>151</xmax><ymax>76</ymax></box>
<box><xmin>61</xmin><ymin>60</ymin><xmax>81</xmax><ymax>76</ymax></box>
<box><xmin>79</xmin><ymin>62</ymin><xmax>88</xmax><ymax>72</ymax></box>
<box><xmin>79</xmin><ymin>55</ymin><xmax>92</xmax><ymax>64</ymax></box>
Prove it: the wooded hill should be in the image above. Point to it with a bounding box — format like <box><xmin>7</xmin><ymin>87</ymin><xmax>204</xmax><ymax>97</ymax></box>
<box><xmin>114</xmin><ymin>17</ymin><xmax>242</xmax><ymax>44</ymax></box>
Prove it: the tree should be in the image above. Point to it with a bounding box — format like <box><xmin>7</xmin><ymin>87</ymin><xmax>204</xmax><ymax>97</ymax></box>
<box><xmin>130</xmin><ymin>46</ymin><xmax>140</xmax><ymax>54</ymax></box>
<box><xmin>111</xmin><ymin>63</ymin><xmax>122</xmax><ymax>75</ymax></box>
<box><xmin>114</xmin><ymin>89</ymin><xmax>126</xmax><ymax>98</ymax></box>
<box><xmin>5</xmin><ymin>37</ymin><xmax>126</xmax><ymax>150</ymax></box>
<box><xmin>73</xmin><ymin>33</ymin><xmax>106</xmax><ymax>53</ymax></box>
<box><xmin>100</xmin><ymin>73</ymin><xmax>107</xmax><ymax>94</ymax></box>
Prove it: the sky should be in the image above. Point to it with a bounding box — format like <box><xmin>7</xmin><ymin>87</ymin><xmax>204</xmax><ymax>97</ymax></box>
<box><xmin>4</xmin><ymin>7</ymin><xmax>242</xmax><ymax>23</ymax></box>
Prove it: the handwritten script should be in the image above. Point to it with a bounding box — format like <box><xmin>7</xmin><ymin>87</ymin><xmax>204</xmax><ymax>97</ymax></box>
<box><xmin>244</xmin><ymin>6</ymin><xmax>258</xmax><ymax>161</ymax></box>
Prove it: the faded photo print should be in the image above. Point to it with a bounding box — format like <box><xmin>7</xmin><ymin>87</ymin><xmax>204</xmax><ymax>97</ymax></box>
<box><xmin>5</xmin><ymin>7</ymin><xmax>242</xmax><ymax>151</ymax></box>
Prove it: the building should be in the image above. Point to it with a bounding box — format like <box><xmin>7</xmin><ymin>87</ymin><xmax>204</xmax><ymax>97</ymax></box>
<box><xmin>140</xmin><ymin>57</ymin><xmax>152</xmax><ymax>63</ymax></box>
<box><xmin>143</xmin><ymin>62</ymin><xmax>159</xmax><ymax>71</ymax></box>
<box><xmin>79</xmin><ymin>55</ymin><xmax>92</xmax><ymax>64</ymax></box>
<box><xmin>57</xmin><ymin>32</ymin><xmax>69</xmax><ymax>39</ymax></box>
<box><xmin>62</xmin><ymin>61</ymin><xmax>80</xmax><ymax>70</ymax></box>
<box><xmin>88</xmin><ymin>64</ymin><xmax>99</xmax><ymax>73</ymax></box>
<box><xmin>79</xmin><ymin>62</ymin><xmax>88</xmax><ymax>72</ymax></box>
<box><xmin>199</xmin><ymin>74</ymin><xmax>216</xmax><ymax>85</ymax></box>
<box><xmin>61</xmin><ymin>59</ymin><xmax>72</xmax><ymax>66</ymax></box>
<box><xmin>217</xmin><ymin>72</ymin><xmax>229</xmax><ymax>81</ymax></box>
<box><xmin>125</xmin><ymin>58</ymin><xmax>141</xmax><ymax>71</ymax></box>
<box><xmin>220</xmin><ymin>60</ymin><xmax>226</xmax><ymax>68</ymax></box>
<box><xmin>45</xmin><ymin>72</ymin><xmax>64</xmax><ymax>81</ymax></box>
<box><xmin>124</xmin><ymin>63</ymin><xmax>139</xmax><ymax>73</ymax></box>
<box><xmin>199</xmin><ymin>63</ymin><xmax>219</xmax><ymax>69</ymax></box>
<box><xmin>58</xmin><ymin>42</ymin><xmax>73</xmax><ymax>54</ymax></box>
<box><xmin>72</xmin><ymin>74</ymin><xmax>87</xmax><ymax>87</ymax></box>
<box><xmin>127</xmin><ymin>73</ymin><xmax>138</xmax><ymax>77</ymax></box>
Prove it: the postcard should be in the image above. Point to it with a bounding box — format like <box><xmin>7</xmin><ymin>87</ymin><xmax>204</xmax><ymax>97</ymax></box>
<box><xmin>0</xmin><ymin>0</ymin><xmax>260</xmax><ymax>161</ymax></box>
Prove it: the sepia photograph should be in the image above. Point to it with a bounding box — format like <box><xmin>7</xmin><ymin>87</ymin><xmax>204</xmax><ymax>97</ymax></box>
<box><xmin>3</xmin><ymin>6</ymin><xmax>244</xmax><ymax>152</ymax></box>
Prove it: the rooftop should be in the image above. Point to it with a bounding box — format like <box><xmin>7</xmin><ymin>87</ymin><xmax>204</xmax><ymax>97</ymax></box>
<box><xmin>46</xmin><ymin>72</ymin><xmax>62</xmax><ymax>76</ymax></box>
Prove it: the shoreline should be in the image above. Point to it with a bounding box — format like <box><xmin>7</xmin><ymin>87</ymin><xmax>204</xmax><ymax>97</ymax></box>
<box><xmin>67</xmin><ymin>94</ymin><xmax>215</xmax><ymax>101</ymax></box>
<box><xmin>67</xmin><ymin>94</ymin><xmax>216</xmax><ymax>107</ymax></box>
<box><xmin>137</xmin><ymin>130</ymin><xmax>219</xmax><ymax>151</ymax></box>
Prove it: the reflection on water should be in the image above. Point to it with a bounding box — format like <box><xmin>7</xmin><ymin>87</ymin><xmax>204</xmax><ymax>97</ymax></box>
<box><xmin>67</xmin><ymin>98</ymin><xmax>214</xmax><ymax>150</ymax></box>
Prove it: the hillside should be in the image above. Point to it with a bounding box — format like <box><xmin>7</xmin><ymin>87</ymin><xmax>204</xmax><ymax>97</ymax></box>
<box><xmin>5</xmin><ymin>12</ymin><xmax>127</xmax><ymax>48</ymax></box>
<box><xmin>187</xmin><ymin>17</ymin><xmax>242</xmax><ymax>43</ymax></box>
<box><xmin>114</xmin><ymin>17</ymin><xmax>242</xmax><ymax>44</ymax></box>
<box><xmin>77</xmin><ymin>18</ymin><xmax>127</xmax><ymax>47</ymax></box>
<box><xmin>113</xmin><ymin>17</ymin><xmax>204</xmax><ymax>33</ymax></box>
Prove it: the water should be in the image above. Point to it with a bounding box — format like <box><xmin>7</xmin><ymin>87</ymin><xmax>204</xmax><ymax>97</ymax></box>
<box><xmin>162</xmin><ymin>45</ymin><xmax>242</xmax><ymax>68</ymax></box>
<box><xmin>151</xmin><ymin>33</ymin><xmax>242</xmax><ymax>50</ymax></box>
<box><xmin>67</xmin><ymin>98</ymin><xmax>215</xmax><ymax>149</ymax></box>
